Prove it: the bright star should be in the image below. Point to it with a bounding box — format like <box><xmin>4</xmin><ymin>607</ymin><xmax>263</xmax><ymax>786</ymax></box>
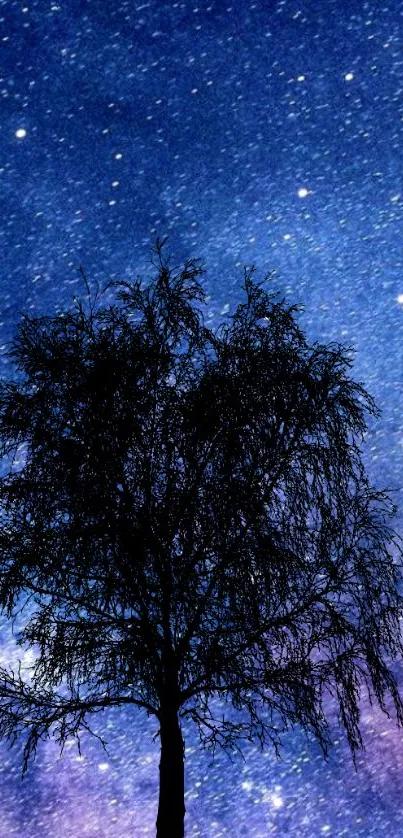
<box><xmin>15</xmin><ymin>128</ymin><xmax>27</xmax><ymax>139</ymax></box>
<box><xmin>271</xmin><ymin>793</ymin><xmax>283</xmax><ymax>809</ymax></box>
<box><xmin>98</xmin><ymin>762</ymin><xmax>109</xmax><ymax>772</ymax></box>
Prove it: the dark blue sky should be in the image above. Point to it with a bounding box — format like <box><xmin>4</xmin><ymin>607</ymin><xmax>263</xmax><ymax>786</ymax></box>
<box><xmin>2</xmin><ymin>0</ymin><xmax>403</xmax><ymax>835</ymax></box>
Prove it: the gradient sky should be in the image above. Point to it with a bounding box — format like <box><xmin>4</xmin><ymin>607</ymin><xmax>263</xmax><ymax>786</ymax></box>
<box><xmin>1</xmin><ymin>0</ymin><xmax>403</xmax><ymax>835</ymax></box>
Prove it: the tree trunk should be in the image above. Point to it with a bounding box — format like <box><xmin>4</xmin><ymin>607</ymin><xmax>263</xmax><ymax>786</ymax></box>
<box><xmin>156</xmin><ymin>702</ymin><xmax>185</xmax><ymax>838</ymax></box>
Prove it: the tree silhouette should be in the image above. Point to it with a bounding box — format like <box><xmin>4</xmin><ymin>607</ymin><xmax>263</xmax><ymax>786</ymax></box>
<box><xmin>0</xmin><ymin>239</ymin><xmax>401</xmax><ymax>837</ymax></box>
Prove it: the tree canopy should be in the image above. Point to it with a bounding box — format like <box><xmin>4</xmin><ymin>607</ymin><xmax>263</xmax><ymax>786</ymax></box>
<box><xmin>0</xmin><ymin>239</ymin><xmax>401</xmax><ymax>836</ymax></box>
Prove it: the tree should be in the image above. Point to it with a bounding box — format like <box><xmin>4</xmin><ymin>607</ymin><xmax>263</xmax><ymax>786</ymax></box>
<box><xmin>0</xmin><ymin>239</ymin><xmax>401</xmax><ymax>837</ymax></box>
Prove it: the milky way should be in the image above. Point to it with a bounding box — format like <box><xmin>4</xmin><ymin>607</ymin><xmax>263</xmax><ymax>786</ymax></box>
<box><xmin>1</xmin><ymin>1</ymin><xmax>403</xmax><ymax>835</ymax></box>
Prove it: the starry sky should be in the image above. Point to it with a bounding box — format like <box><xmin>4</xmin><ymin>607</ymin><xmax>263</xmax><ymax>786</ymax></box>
<box><xmin>1</xmin><ymin>0</ymin><xmax>403</xmax><ymax>835</ymax></box>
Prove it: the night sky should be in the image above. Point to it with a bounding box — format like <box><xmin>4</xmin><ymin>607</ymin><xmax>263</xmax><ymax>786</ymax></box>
<box><xmin>1</xmin><ymin>0</ymin><xmax>403</xmax><ymax>835</ymax></box>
